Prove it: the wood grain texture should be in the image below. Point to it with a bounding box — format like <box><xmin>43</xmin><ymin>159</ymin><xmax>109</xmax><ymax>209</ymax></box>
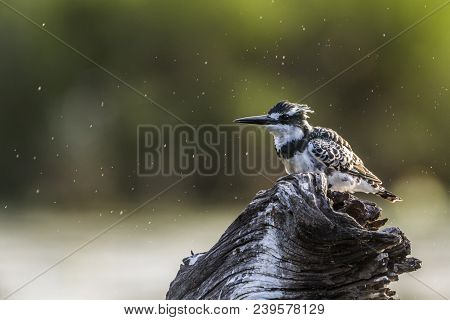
<box><xmin>166</xmin><ymin>173</ymin><xmax>421</xmax><ymax>300</ymax></box>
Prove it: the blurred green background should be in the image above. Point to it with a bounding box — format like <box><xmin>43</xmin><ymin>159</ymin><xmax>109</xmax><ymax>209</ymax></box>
<box><xmin>0</xmin><ymin>0</ymin><xmax>449</xmax><ymax>299</ymax></box>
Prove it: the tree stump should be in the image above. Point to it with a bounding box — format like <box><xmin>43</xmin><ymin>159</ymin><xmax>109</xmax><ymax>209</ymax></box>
<box><xmin>166</xmin><ymin>173</ymin><xmax>421</xmax><ymax>300</ymax></box>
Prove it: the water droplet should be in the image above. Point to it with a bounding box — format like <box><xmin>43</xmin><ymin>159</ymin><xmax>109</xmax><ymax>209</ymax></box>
<box><xmin>37</xmin><ymin>86</ymin><xmax>42</xmax><ymax>91</ymax></box>
<box><xmin>36</xmin><ymin>189</ymin><xmax>40</xmax><ymax>194</ymax></box>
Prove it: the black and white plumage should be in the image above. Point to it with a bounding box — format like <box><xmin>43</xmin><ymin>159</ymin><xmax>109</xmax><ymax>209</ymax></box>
<box><xmin>234</xmin><ymin>101</ymin><xmax>401</xmax><ymax>202</ymax></box>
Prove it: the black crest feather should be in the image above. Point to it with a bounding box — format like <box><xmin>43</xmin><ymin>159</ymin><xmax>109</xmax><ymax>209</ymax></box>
<box><xmin>268</xmin><ymin>101</ymin><xmax>314</xmax><ymax>119</ymax></box>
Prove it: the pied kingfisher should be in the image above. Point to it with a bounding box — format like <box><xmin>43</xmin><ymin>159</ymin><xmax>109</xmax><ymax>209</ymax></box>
<box><xmin>234</xmin><ymin>101</ymin><xmax>401</xmax><ymax>202</ymax></box>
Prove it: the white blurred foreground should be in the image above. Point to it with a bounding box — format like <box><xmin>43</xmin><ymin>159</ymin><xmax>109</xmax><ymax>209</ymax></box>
<box><xmin>0</xmin><ymin>176</ymin><xmax>449</xmax><ymax>299</ymax></box>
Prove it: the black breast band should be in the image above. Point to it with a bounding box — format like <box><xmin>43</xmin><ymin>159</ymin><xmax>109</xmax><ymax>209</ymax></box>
<box><xmin>275</xmin><ymin>129</ymin><xmax>311</xmax><ymax>159</ymax></box>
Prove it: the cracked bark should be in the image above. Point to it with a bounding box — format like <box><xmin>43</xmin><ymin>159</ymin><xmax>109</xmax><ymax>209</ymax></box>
<box><xmin>166</xmin><ymin>173</ymin><xmax>421</xmax><ymax>300</ymax></box>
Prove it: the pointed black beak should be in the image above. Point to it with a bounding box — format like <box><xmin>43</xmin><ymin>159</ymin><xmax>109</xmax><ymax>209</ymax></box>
<box><xmin>233</xmin><ymin>115</ymin><xmax>275</xmax><ymax>125</ymax></box>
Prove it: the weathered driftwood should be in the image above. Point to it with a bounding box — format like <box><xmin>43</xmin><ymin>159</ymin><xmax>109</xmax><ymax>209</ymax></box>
<box><xmin>167</xmin><ymin>173</ymin><xmax>421</xmax><ymax>300</ymax></box>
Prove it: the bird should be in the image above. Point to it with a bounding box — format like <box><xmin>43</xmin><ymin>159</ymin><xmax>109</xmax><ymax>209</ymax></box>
<box><xmin>234</xmin><ymin>100</ymin><xmax>402</xmax><ymax>202</ymax></box>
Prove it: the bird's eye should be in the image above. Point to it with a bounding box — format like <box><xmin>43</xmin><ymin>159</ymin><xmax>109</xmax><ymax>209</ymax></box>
<box><xmin>280</xmin><ymin>114</ymin><xmax>289</xmax><ymax>121</ymax></box>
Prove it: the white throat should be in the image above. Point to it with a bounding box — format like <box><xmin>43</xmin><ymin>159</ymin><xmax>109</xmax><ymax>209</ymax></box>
<box><xmin>266</xmin><ymin>124</ymin><xmax>305</xmax><ymax>151</ymax></box>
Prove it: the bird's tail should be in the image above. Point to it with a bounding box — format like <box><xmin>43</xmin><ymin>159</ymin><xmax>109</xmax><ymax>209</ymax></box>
<box><xmin>376</xmin><ymin>188</ymin><xmax>402</xmax><ymax>202</ymax></box>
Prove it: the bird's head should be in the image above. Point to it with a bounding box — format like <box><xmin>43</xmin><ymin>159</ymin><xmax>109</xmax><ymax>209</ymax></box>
<box><xmin>234</xmin><ymin>101</ymin><xmax>314</xmax><ymax>138</ymax></box>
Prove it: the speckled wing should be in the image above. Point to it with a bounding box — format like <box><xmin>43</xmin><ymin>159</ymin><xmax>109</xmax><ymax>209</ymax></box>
<box><xmin>350</xmin><ymin>157</ymin><xmax>382</xmax><ymax>184</ymax></box>
<box><xmin>308</xmin><ymin>138</ymin><xmax>354</xmax><ymax>172</ymax></box>
<box><xmin>310</xmin><ymin>127</ymin><xmax>354</xmax><ymax>151</ymax></box>
<box><xmin>308</xmin><ymin>128</ymin><xmax>382</xmax><ymax>184</ymax></box>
